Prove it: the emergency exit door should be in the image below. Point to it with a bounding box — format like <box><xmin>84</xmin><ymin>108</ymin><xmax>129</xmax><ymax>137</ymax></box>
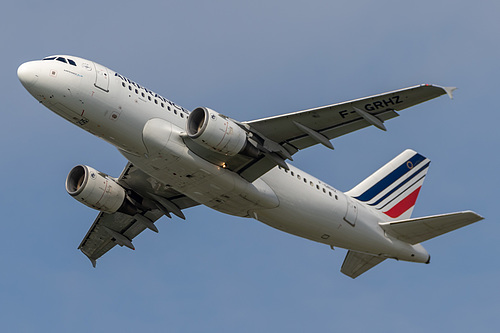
<box><xmin>344</xmin><ymin>198</ymin><xmax>358</xmax><ymax>226</ymax></box>
<box><xmin>93</xmin><ymin>62</ymin><xmax>109</xmax><ymax>92</ymax></box>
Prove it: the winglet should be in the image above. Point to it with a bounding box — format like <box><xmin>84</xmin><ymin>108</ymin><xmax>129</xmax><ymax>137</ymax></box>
<box><xmin>443</xmin><ymin>86</ymin><xmax>457</xmax><ymax>99</ymax></box>
<box><xmin>81</xmin><ymin>249</ymin><xmax>97</xmax><ymax>268</ymax></box>
<box><xmin>422</xmin><ymin>84</ymin><xmax>457</xmax><ymax>99</ymax></box>
<box><xmin>89</xmin><ymin>257</ymin><xmax>97</xmax><ymax>268</ymax></box>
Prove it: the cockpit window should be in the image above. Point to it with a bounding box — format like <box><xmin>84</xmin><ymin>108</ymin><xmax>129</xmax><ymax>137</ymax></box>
<box><xmin>42</xmin><ymin>56</ymin><xmax>77</xmax><ymax>66</ymax></box>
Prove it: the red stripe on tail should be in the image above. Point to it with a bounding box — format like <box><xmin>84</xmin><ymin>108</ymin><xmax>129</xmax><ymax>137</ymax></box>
<box><xmin>383</xmin><ymin>187</ymin><xmax>422</xmax><ymax>218</ymax></box>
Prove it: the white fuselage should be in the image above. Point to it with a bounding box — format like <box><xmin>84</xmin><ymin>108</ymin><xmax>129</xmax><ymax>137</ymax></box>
<box><xmin>18</xmin><ymin>56</ymin><xmax>429</xmax><ymax>263</ymax></box>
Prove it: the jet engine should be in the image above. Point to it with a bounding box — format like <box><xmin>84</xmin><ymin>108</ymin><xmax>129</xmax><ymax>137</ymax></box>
<box><xmin>186</xmin><ymin>107</ymin><xmax>251</xmax><ymax>156</ymax></box>
<box><xmin>66</xmin><ymin>165</ymin><xmax>135</xmax><ymax>214</ymax></box>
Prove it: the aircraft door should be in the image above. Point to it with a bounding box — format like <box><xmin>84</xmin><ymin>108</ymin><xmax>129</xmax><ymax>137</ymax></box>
<box><xmin>93</xmin><ymin>62</ymin><xmax>110</xmax><ymax>92</ymax></box>
<box><xmin>344</xmin><ymin>197</ymin><xmax>358</xmax><ymax>226</ymax></box>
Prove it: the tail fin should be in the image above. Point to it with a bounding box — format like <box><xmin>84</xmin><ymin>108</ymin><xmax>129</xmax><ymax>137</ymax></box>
<box><xmin>346</xmin><ymin>149</ymin><xmax>431</xmax><ymax>220</ymax></box>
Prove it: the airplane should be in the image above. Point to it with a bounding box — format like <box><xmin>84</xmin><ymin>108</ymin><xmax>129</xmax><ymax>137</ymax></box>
<box><xmin>17</xmin><ymin>55</ymin><xmax>483</xmax><ymax>278</ymax></box>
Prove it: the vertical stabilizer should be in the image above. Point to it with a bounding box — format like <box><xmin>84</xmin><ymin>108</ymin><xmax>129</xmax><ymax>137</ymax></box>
<box><xmin>346</xmin><ymin>149</ymin><xmax>430</xmax><ymax>220</ymax></box>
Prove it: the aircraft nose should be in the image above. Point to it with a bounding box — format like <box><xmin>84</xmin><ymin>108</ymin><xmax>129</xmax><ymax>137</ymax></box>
<box><xmin>17</xmin><ymin>61</ymin><xmax>40</xmax><ymax>89</ymax></box>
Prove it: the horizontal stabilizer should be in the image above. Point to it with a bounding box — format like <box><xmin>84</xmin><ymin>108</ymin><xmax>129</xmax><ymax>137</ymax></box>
<box><xmin>341</xmin><ymin>251</ymin><xmax>386</xmax><ymax>279</ymax></box>
<box><xmin>379</xmin><ymin>211</ymin><xmax>484</xmax><ymax>245</ymax></box>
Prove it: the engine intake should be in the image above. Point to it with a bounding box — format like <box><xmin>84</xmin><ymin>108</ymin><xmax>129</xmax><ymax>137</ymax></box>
<box><xmin>186</xmin><ymin>107</ymin><xmax>249</xmax><ymax>156</ymax></box>
<box><xmin>66</xmin><ymin>165</ymin><xmax>135</xmax><ymax>214</ymax></box>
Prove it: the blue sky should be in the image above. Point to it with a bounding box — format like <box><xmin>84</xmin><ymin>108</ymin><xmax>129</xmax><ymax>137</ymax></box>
<box><xmin>1</xmin><ymin>0</ymin><xmax>498</xmax><ymax>331</ymax></box>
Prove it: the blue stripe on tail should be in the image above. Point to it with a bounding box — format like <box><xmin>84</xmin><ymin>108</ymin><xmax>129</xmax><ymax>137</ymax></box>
<box><xmin>355</xmin><ymin>153</ymin><xmax>426</xmax><ymax>202</ymax></box>
<box><xmin>368</xmin><ymin>161</ymin><xmax>430</xmax><ymax>207</ymax></box>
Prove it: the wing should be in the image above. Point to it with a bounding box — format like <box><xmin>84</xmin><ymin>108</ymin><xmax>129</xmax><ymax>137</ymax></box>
<box><xmin>245</xmin><ymin>84</ymin><xmax>455</xmax><ymax>152</ymax></box>
<box><xmin>184</xmin><ymin>84</ymin><xmax>454</xmax><ymax>183</ymax></box>
<box><xmin>341</xmin><ymin>250</ymin><xmax>386</xmax><ymax>279</ymax></box>
<box><xmin>78</xmin><ymin>163</ymin><xmax>199</xmax><ymax>266</ymax></box>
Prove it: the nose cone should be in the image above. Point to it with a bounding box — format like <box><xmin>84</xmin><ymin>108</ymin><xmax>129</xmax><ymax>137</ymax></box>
<box><xmin>18</xmin><ymin>61</ymin><xmax>40</xmax><ymax>89</ymax></box>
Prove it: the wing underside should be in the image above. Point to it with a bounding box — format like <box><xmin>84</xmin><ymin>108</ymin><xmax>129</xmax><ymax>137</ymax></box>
<box><xmin>246</xmin><ymin>84</ymin><xmax>452</xmax><ymax>151</ymax></box>
<box><xmin>78</xmin><ymin>163</ymin><xmax>199</xmax><ymax>266</ymax></box>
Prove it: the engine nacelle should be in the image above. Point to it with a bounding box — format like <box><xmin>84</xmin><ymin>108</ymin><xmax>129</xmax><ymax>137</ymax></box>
<box><xmin>66</xmin><ymin>165</ymin><xmax>127</xmax><ymax>214</ymax></box>
<box><xmin>186</xmin><ymin>107</ymin><xmax>248</xmax><ymax>156</ymax></box>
